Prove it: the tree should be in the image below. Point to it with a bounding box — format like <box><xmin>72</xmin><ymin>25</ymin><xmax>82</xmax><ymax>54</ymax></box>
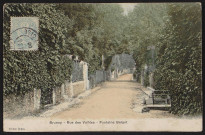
<box><xmin>58</xmin><ymin>3</ymin><xmax>126</xmax><ymax>73</ymax></box>
<box><xmin>153</xmin><ymin>3</ymin><xmax>202</xmax><ymax>115</ymax></box>
<box><xmin>125</xmin><ymin>3</ymin><xmax>168</xmax><ymax>70</ymax></box>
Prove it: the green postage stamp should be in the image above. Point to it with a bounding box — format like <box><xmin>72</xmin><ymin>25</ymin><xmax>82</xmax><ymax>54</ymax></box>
<box><xmin>10</xmin><ymin>17</ymin><xmax>38</xmax><ymax>50</ymax></box>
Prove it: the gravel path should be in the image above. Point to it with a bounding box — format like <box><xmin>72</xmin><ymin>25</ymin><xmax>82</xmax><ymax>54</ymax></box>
<box><xmin>51</xmin><ymin>74</ymin><xmax>176</xmax><ymax>119</ymax></box>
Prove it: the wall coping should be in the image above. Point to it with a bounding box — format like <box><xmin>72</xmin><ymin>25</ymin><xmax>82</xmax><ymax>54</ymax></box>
<box><xmin>72</xmin><ymin>81</ymin><xmax>84</xmax><ymax>85</ymax></box>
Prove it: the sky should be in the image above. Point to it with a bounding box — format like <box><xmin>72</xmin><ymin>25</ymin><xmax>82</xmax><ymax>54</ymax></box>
<box><xmin>118</xmin><ymin>3</ymin><xmax>138</xmax><ymax>15</ymax></box>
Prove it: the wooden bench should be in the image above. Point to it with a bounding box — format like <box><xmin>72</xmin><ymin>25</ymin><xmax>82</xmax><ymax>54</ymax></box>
<box><xmin>143</xmin><ymin>88</ymin><xmax>171</xmax><ymax>111</ymax></box>
<box><xmin>145</xmin><ymin>104</ymin><xmax>171</xmax><ymax>108</ymax></box>
<box><xmin>151</xmin><ymin>91</ymin><xmax>171</xmax><ymax>105</ymax></box>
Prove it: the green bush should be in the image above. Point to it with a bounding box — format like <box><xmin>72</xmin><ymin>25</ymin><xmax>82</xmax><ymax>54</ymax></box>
<box><xmin>3</xmin><ymin>4</ymin><xmax>72</xmax><ymax>96</ymax></box>
<box><xmin>154</xmin><ymin>3</ymin><xmax>202</xmax><ymax>115</ymax></box>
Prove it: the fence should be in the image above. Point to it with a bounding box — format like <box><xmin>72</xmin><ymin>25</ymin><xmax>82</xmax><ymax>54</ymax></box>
<box><xmin>89</xmin><ymin>70</ymin><xmax>111</xmax><ymax>89</ymax></box>
<box><xmin>71</xmin><ymin>61</ymin><xmax>84</xmax><ymax>82</ymax></box>
<box><xmin>3</xmin><ymin>57</ymin><xmax>124</xmax><ymax>118</ymax></box>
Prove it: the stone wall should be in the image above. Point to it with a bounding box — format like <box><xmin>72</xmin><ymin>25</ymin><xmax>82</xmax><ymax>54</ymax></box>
<box><xmin>72</xmin><ymin>81</ymin><xmax>85</xmax><ymax>97</ymax></box>
<box><xmin>52</xmin><ymin>87</ymin><xmax>61</xmax><ymax>105</ymax></box>
<box><xmin>64</xmin><ymin>80</ymin><xmax>72</xmax><ymax>98</ymax></box>
<box><xmin>3</xmin><ymin>60</ymin><xmax>108</xmax><ymax>118</ymax></box>
<box><xmin>3</xmin><ymin>89</ymin><xmax>41</xmax><ymax>118</ymax></box>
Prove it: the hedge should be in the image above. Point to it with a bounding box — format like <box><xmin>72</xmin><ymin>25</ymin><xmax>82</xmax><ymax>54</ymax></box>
<box><xmin>153</xmin><ymin>3</ymin><xmax>202</xmax><ymax>115</ymax></box>
<box><xmin>3</xmin><ymin>4</ymin><xmax>72</xmax><ymax>96</ymax></box>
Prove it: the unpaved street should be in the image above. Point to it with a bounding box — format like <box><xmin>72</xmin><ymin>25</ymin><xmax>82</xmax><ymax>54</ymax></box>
<box><xmin>4</xmin><ymin>74</ymin><xmax>202</xmax><ymax>132</ymax></box>
<box><xmin>51</xmin><ymin>74</ymin><xmax>175</xmax><ymax>119</ymax></box>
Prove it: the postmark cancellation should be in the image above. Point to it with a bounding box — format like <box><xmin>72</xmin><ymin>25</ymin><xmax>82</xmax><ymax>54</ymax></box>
<box><xmin>10</xmin><ymin>17</ymin><xmax>39</xmax><ymax>50</ymax></box>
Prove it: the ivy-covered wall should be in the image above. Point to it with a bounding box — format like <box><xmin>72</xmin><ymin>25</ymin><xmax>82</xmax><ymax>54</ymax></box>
<box><xmin>3</xmin><ymin>4</ymin><xmax>72</xmax><ymax>97</ymax></box>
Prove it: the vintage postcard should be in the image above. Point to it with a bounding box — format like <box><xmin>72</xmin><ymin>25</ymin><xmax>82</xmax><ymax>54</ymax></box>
<box><xmin>3</xmin><ymin>3</ymin><xmax>202</xmax><ymax>132</ymax></box>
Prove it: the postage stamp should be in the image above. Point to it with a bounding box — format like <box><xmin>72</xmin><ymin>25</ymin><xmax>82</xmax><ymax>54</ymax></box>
<box><xmin>10</xmin><ymin>17</ymin><xmax>39</xmax><ymax>50</ymax></box>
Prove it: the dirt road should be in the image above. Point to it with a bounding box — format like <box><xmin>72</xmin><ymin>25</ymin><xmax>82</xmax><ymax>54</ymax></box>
<box><xmin>4</xmin><ymin>74</ymin><xmax>202</xmax><ymax>132</ymax></box>
<box><xmin>51</xmin><ymin>74</ymin><xmax>174</xmax><ymax>119</ymax></box>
